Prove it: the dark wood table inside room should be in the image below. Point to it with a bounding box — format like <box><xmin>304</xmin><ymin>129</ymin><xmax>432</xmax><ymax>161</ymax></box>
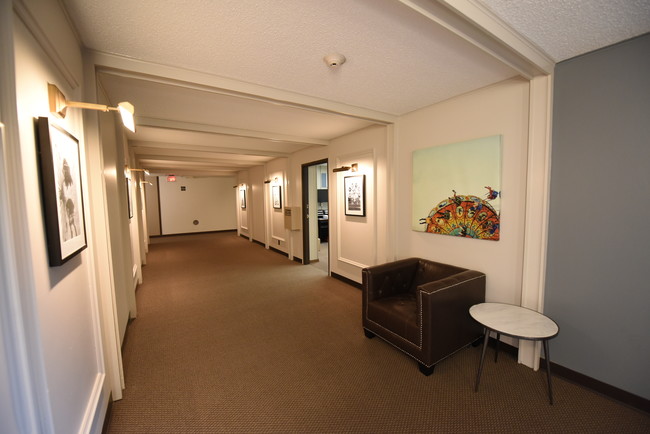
<box><xmin>469</xmin><ymin>302</ymin><xmax>560</xmax><ymax>404</ymax></box>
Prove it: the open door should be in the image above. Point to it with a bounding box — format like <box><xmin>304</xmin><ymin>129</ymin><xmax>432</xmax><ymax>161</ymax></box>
<box><xmin>301</xmin><ymin>160</ymin><xmax>329</xmax><ymax>273</ymax></box>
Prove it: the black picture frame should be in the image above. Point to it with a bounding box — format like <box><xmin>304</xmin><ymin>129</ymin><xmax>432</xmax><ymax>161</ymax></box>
<box><xmin>344</xmin><ymin>175</ymin><xmax>366</xmax><ymax>217</ymax></box>
<box><xmin>36</xmin><ymin>117</ymin><xmax>87</xmax><ymax>266</ymax></box>
<box><xmin>126</xmin><ymin>177</ymin><xmax>133</xmax><ymax>219</ymax></box>
<box><xmin>272</xmin><ymin>185</ymin><xmax>282</xmax><ymax>209</ymax></box>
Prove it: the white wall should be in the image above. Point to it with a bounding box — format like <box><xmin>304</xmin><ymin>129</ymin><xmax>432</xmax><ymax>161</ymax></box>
<box><xmin>395</xmin><ymin>78</ymin><xmax>530</xmax><ymax>304</ymax></box>
<box><xmin>265</xmin><ymin>158</ymin><xmax>290</xmax><ymax>253</ymax></box>
<box><xmin>159</xmin><ymin>176</ymin><xmax>236</xmax><ymax>235</ymax></box>
<box><xmin>144</xmin><ymin>174</ymin><xmax>161</xmax><ymax>236</ymax></box>
<box><xmin>12</xmin><ymin>1</ymin><xmax>106</xmax><ymax>432</ymax></box>
<box><xmin>328</xmin><ymin>125</ymin><xmax>389</xmax><ymax>281</ymax></box>
<box><xmin>96</xmin><ymin>86</ymin><xmax>135</xmax><ymax>343</ymax></box>
<box><xmin>249</xmin><ymin>165</ymin><xmax>266</xmax><ymax>244</ymax></box>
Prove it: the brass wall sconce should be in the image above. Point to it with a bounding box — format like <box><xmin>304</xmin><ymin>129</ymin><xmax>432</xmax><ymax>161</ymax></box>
<box><xmin>48</xmin><ymin>83</ymin><xmax>136</xmax><ymax>132</ymax></box>
<box><xmin>125</xmin><ymin>166</ymin><xmax>150</xmax><ymax>175</ymax></box>
<box><xmin>332</xmin><ymin>163</ymin><xmax>358</xmax><ymax>173</ymax></box>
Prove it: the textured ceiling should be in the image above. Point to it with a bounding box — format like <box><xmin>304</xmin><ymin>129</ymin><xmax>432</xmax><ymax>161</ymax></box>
<box><xmin>59</xmin><ymin>0</ymin><xmax>650</xmax><ymax>176</ymax></box>
<box><xmin>481</xmin><ymin>0</ymin><xmax>650</xmax><ymax>62</ymax></box>
<box><xmin>64</xmin><ymin>0</ymin><xmax>516</xmax><ymax>115</ymax></box>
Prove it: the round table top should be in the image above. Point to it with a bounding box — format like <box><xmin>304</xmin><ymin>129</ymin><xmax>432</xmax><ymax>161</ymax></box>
<box><xmin>469</xmin><ymin>303</ymin><xmax>559</xmax><ymax>340</ymax></box>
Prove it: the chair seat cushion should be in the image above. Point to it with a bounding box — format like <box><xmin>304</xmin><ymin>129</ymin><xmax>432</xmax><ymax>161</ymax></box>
<box><xmin>367</xmin><ymin>294</ymin><xmax>419</xmax><ymax>344</ymax></box>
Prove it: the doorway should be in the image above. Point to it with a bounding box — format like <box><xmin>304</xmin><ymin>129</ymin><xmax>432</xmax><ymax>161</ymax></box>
<box><xmin>301</xmin><ymin>160</ymin><xmax>329</xmax><ymax>273</ymax></box>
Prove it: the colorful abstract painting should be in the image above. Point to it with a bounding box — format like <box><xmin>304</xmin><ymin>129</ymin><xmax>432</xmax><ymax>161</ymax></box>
<box><xmin>412</xmin><ymin>135</ymin><xmax>502</xmax><ymax>241</ymax></box>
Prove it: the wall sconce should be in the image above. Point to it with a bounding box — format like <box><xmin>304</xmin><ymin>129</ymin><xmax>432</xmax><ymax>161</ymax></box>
<box><xmin>48</xmin><ymin>83</ymin><xmax>136</xmax><ymax>132</ymax></box>
<box><xmin>332</xmin><ymin>163</ymin><xmax>358</xmax><ymax>173</ymax></box>
<box><xmin>264</xmin><ymin>180</ymin><xmax>271</xmax><ymax>184</ymax></box>
<box><xmin>125</xmin><ymin>166</ymin><xmax>150</xmax><ymax>176</ymax></box>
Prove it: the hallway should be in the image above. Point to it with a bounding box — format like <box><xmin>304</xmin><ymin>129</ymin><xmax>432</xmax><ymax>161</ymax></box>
<box><xmin>104</xmin><ymin>232</ymin><xmax>650</xmax><ymax>433</ymax></box>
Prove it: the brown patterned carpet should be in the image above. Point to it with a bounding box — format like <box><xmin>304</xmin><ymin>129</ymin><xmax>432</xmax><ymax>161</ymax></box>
<box><xmin>105</xmin><ymin>232</ymin><xmax>650</xmax><ymax>433</ymax></box>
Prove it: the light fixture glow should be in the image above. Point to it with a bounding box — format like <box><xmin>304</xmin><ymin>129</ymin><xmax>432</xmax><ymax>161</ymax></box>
<box><xmin>48</xmin><ymin>83</ymin><xmax>136</xmax><ymax>132</ymax></box>
<box><xmin>117</xmin><ymin>102</ymin><xmax>135</xmax><ymax>132</ymax></box>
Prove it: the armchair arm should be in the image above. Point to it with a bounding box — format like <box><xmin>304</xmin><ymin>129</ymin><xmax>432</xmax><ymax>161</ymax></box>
<box><xmin>417</xmin><ymin>270</ymin><xmax>486</xmax><ymax>331</ymax></box>
<box><xmin>362</xmin><ymin>258</ymin><xmax>419</xmax><ymax>302</ymax></box>
<box><xmin>418</xmin><ymin>270</ymin><xmax>485</xmax><ymax>295</ymax></box>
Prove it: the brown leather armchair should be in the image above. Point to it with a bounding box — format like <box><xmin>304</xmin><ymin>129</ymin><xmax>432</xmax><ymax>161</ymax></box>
<box><xmin>362</xmin><ymin>258</ymin><xmax>486</xmax><ymax>375</ymax></box>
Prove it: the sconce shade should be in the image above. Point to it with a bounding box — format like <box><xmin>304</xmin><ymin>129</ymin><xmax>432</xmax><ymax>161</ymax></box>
<box><xmin>48</xmin><ymin>83</ymin><xmax>136</xmax><ymax>132</ymax></box>
<box><xmin>118</xmin><ymin>102</ymin><xmax>136</xmax><ymax>132</ymax></box>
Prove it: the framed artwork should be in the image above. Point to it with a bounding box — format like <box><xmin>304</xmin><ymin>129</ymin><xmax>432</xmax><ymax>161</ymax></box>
<box><xmin>412</xmin><ymin>135</ymin><xmax>501</xmax><ymax>241</ymax></box>
<box><xmin>240</xmin><ymin>186</ymin><xmax>246</xmax><ymax>209</ymax></box>
<box><xmin>126</xmin><ymin>177</ymin><xmax>133</xmax><ymax>219</ymax></box>
<box><xmin>344</xmin><ymin>175</ymin><xmax>365</xmax><ymax>217</ymax></box>
<box><xmin>272</xmin><ymin>185</ymin><xmax>282</xmax><ymax>209</ymax></box>
<box><xmin>36</xmin><ymin>117</ymin><xmax>87</xmax><ymax>266</ymax></box>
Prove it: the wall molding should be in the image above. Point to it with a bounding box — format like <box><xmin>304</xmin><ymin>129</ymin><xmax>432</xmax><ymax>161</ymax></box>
<box><xmin>89</xmin><ymin>51</ymin><xmax>396</xmax><ymax>125</ymax></box>
<box><xmin>78</xmin><ymin>373</ymin><xmax>105</xmax><ymax>434</ymax></box>
<box><xmin>518</xmin><ymin>74</ymin><xmax>553</xmax><ymax>370</ymax></box>
<box><xmin>399</xmin><ymin>0</ymin><xmax>554</xmax><ymax>78</ymax></box>
<box><xmin>13</xmin><ymin>0</ymin><xmax>79</xmax><ymax>89</ymax></box>
<box><xmin>0</xmin><ymin>3</ymin><xmax>56</xmax><ymax>429</ymax></box>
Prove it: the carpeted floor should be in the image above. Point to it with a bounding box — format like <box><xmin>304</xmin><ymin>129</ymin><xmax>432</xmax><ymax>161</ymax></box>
<box><xmin>105</xmin><ymin>232</ymin><xmax>650</xmax><ymax>433</ymax></box>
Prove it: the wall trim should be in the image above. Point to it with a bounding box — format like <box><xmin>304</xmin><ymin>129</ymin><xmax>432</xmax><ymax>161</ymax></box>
<box><xmin>399</xmin><ymin>0</ymin><xmax>554</xmax><ymax>78</ymax></box>
<box><xmin>518</xmin><ymin>74</ymin><xmax>553</xmax><ymax>370</ymax></box>
<box><xmin>88</xmin><ymin>51</ymin><xmax>396</xmax><ymax>125</ymax></box>
<box><xmin>492</xmin><ymin>338</ymin><xmax>649</xmax><ymax>414</ymax></box>
<box><xmin>78</xmin><ymin>373</ymin><xmax>105</xmax><ymax>434</ymax></box>
<box><xmin>13</xmin><ymin>0</ymin><xmax>80</xmax><ymax>88</ymax></box>
<box><xmin>269</xmin><ymin>246</ymin><xmax>288</xmax><ymax>258</ymax></box>
<box><xmin>150</xmin><ymin>229</ymin><xmax>237</xmax><ymax>238</ymax></box>
<box><xmin>542</xmin><ymin>361</ymin><xmax>650</xmax><ymax>414</ymax></box>
<box><xmin>331</xmin><ymin>272</ymin><xmax>363</xmax><ymax>289</ymax></box>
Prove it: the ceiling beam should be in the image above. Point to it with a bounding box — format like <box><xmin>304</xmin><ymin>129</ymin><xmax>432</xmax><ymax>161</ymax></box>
<box><xmin>88</xmin><ymin>51</ymin><xmax>398</xmax><ymax>124</ymax></box>
<box><xmin>399</xmin><ymin>0</ymin><xmax>554</xmax><ymax>78</ymax></box>
<box><xmin>137</xmin><ymin>154</ymin><xmax>265</xmax><ymax>167</ymax></box>
<box><xmin>130</xmin><ymin>140</ymin><xmax>291</xmax><ymax>158</ymax></box>
<box><xmin>132</xmin><ymin>148</ymin><xmax>270</xmax><ymax>163</ymax></box>
<box><xmin>137</xmin><ymin>117</ymin><xmax>329</xmax><ymax>146</ymax></box>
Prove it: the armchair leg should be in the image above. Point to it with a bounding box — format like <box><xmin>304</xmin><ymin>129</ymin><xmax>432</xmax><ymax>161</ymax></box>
<box><xmin>363</xmin><ymin>329</ymin><xmax>376</xmax><ymax>339</ymax></box>
<box><xmin>418</xmin><ymin>363</ymin><xmax>435</xmax><ymax>376</ymax></box>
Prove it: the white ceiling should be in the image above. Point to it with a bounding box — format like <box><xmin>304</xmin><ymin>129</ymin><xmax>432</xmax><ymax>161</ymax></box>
<box><xmin>60</xmin><ymin>0</ymin><xmax>650</xmax><ymax>177</ymax></box>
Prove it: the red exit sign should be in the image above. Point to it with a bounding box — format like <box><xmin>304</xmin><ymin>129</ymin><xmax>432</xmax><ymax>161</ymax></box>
<box><xmin>167</xmin><ymin>175</ymin><xmax>176</xmax><ymax>182</ymax></box>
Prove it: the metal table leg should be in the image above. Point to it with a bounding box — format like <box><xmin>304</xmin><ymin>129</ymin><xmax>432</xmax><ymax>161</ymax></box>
<box><xmin>494</xmin><ymin>332</ymin><xmax>501</xmax><ymax>362</ymax></box>
<box><xmin>543</xmin><ymin>339</ymin><xmax>554</xmax><ymax>405</ymax></box>
<box><xmin>474</xmin><ymin>328</ymin><xmax>490</xmax><ymax>392</ymax></box>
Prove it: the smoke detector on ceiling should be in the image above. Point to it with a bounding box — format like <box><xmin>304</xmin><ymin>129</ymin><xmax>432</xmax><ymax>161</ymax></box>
<box><xmin>323</xmin><ymin>53</ymin><xmax>346</xmax><ymax>68</ymax></box>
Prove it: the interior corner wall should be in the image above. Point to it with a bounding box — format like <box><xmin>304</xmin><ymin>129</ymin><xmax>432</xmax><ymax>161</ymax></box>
<box><xmin>249</xmin><ymin>165</ymin><xmax>266</xmax><ymax>244</ymax></box>
<box><xmin>144</xmin><ymin>174</ymin><xmax>161</xmax><ymax>236</ymax></box>
<box><xmin>266</xmin><ymin>158</ymin><xmax>290</xmax><ymax>253</ymax></box>
<box><xmin>12</xmin><ymin>3</ymin><xmax>104</xmax><ymax>432</ymax></box>
<box><xmin>159</xmin><ymin>176</ymin><xmax>237</xmax><ymax>235</ymax></box>
<box><xmin>328</xmin><ymin>125</ymin><xmax>388</xmax><ymax>282</ymax></box>
<box><xmin>545</xmin><ymin>34</ymin><xmax>650</xmax><ymax>400</ymax></box>
<box><xmin>395</xmin><ymin>78</ymin><xmax>530</xmax><ymax>305</ymax></box>
<box><xmin>96</xmin><ymin>86</ymin><xmax>133</xmax><ymax>344</ymax></box>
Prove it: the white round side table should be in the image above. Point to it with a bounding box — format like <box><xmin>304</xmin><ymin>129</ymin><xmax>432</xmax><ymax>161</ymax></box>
<box><xmin>469</xmin><ymin>302</ymin><xmax>559</xmax><ymax>404</ymax></box>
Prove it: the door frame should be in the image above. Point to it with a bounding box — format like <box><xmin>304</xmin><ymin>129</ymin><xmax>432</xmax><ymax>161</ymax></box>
<box><xmin>301</xmin><ymin>159</ymin><xmax>328</xmax><ymax>268</ymax></box>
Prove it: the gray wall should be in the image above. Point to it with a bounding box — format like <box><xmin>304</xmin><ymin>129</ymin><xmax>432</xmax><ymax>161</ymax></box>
<box><xmin>545</xmin><ymin>34</ymin><xmax>650</xmax><ymax>400</ymax></box>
